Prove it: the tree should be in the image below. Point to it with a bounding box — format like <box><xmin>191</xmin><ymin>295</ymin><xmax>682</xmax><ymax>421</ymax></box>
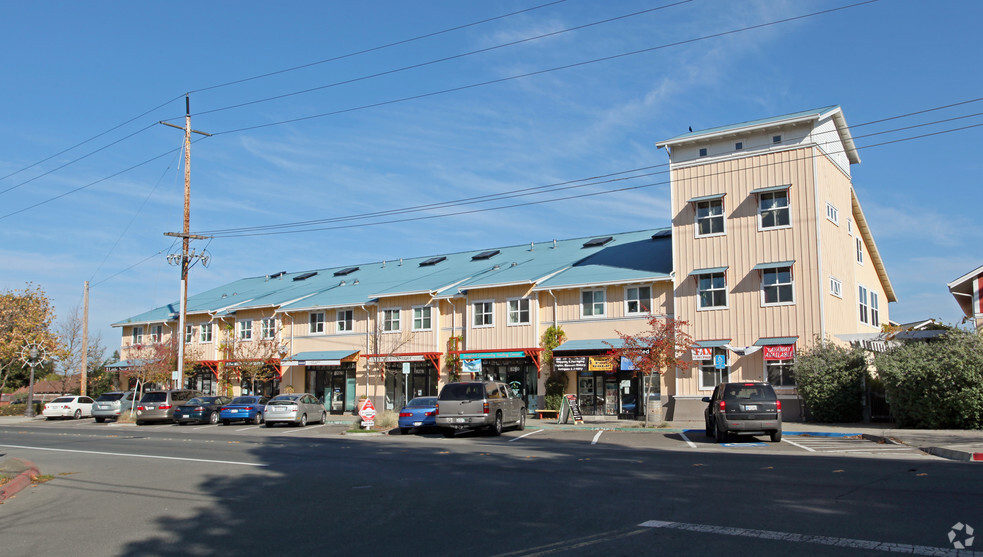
<box><xmin>55</xmin><ymin>304</ymin><xmax>108</xmax><ymax>395</ymax></box>
<box><xmin>220</xmin><ymin>325</ymin><xmax>286</xmax><ymax>396</ymax></box>
<box><xmin>793</xmin><ymin>338</ymin><xmax>867</xmax><ymax>422</ymax></box>
<box><xmin>539</xmin><ymin>326</ymin><xmax>567</xmax><ymax>410</ymax></box>
<box><xmin>367</xmin><ymin>320</ymin><xmax>416</xmax><ymax>405</ymax></box>
<box><xmin>607</xmin><ymin>317</ymin><xmax>693</xmax><ymax>426</ymax></box>
<box><xmin>0</xmin><ymin>284</ymin><xmax>61</xmax><ymax>393</ymax></box>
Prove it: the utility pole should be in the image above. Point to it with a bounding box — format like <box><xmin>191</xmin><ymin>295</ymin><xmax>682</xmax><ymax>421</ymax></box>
<box><xmin>160</xmin><ymin>95</ymin><xmax>211</xmax><ymax>389</ymax></box>
<box><xmin>81</xmin><ymin>281</ymin><xmax>89</xmax><ymax>396</ymax></box>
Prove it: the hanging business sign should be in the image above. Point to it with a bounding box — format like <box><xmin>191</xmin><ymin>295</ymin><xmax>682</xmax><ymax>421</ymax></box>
<box><xmin>462</xmin><ymin>359</ymin><xmax>482</xmax><ymax>374</ymax></box>
<box><xmin>589</xmin><ymin>356</ymin><xmax>615</xmax><ymax>372</ymax></box>
<box><xmin>693</xmin><ymin>347</ymin><xmax>713</xmax><ymax>360</ymax></box>
<box><xmin>620</xmin><ymin>357</ymin><xmax>636</xmax><ymax>371</ymax></box>
<box><xmin>555</xmin><ymin>356</ymin><xmax>587</xmax><ymax>372</ymax></box>
<box><xmin>763</xmin><ymin>345</ymin><xmax>795</xmax><ymax>361</ymax></box>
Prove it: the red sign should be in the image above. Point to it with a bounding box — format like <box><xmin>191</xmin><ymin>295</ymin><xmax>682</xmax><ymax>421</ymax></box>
<box><xmin>358</xmin><ymin>398</ymin><xmax>377</xmax><ymax>421</ymax></box>
<box><xmin>693</xmin><ymin>348</ymin><xmax>713</xmax><ymax>360</ymax></box>
<box><xmin>763</xmin><ymin>345</ymin><xmax>795</xmax><ymax>361</ymax></box>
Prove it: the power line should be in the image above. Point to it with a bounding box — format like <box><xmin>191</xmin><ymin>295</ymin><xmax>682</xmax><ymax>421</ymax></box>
<box><xmin>90</xmin><ymin>241</ymin><xmax>178</xmax><ymax>289</ymax></box>
<box><xmin>189</xmin><ymin>0</ymin><xmax>571</xmax><ymax>94</ymax></box>
<box><xmin>185</xmin><ymin>1</ymin><xmax>692</xmax><ymax>120</ymax></box>
<box><xmin>210</xmin><ymin>0</ymin><xmax>880</xmax><ymax>136</ymax></box>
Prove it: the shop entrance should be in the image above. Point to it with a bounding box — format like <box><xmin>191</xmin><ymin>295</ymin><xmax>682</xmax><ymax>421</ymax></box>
<box><xmin>478</xmin><ymin>358</ymin><xmax>538</xmax><ymax>412</ymax></box>
<box><xmin>577</xmin><ymin>371</ymin><xmax>640</xmax><ymax>418</ymax></box>
<box><xmin>309</xmin><ymin>364</ymin><xmax>356</xmax><ymax>414</ymax></box>
<box><xmin>384</xmin><ymin>361</ymin><xmax>438</xmax><ymax>410</ymax></box>
<box><xmin>185</xmin><ymin>368</ymin><xmax>216</xmax><ymax>395</ymax></box>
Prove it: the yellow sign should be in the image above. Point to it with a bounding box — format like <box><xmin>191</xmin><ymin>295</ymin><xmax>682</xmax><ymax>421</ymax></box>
<box><xmin>588</xmin><ymin>356</ymin><xmax>615</xmax><ymax>372</ymax></box>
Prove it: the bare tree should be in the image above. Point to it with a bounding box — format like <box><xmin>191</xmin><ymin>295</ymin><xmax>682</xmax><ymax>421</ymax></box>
<box><xmin>219</xmin><ymin>322</ymin><xmax>286</xmax><ymax>396</ymax></box>
<box><xmin>55</xmin><ymin>305</ymin><xmax>107</xmax><ymax>394</ymax></box>
<box><xmin>367</xmin><ymin>319</ymin><xmax>415</xmax><ymax>406</ymax></box>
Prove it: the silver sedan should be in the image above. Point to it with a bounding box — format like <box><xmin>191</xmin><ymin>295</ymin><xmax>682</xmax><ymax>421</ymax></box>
<box><xmin>264</xmin><ymin>393</ymin><xmax>326</xmax><ymax>427</ymax></box>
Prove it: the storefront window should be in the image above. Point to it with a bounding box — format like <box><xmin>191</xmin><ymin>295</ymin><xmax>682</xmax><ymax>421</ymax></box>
<box><xmin>767</xmin><ymin>359</ymin><xmax>795</xmax><ymax>386</ymax></box>
<box><xmin>699</xmin><ymin>348</ymin><xmax>729</xmax><ymax>389</ymax></box>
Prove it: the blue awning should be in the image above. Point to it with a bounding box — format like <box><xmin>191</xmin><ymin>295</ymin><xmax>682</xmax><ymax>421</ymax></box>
<box><xmin>693</xmin><ymin>339</ymin><xmax>731</xmax><ymax>348</ymax></box>
<box><xmin>686</xmin><ymin>193</ymin><xmax>726</xmax><ymax>204</ymax></box>
<box><xmin>750</xmin><ymin>184</ymin><xmax>791</xmax><ymax>195</ymax></box>
<box><xmin>553</xmin><ymin>339</ymin><xmax>624</xmax><ymax>353</ymax></box>
<box><xmin>689</xmin><ymin>266</ymin><xmax>728</xmax><ymax>276</ymax></box>
<box><xmin>282</xmin><ymin>350</ymin><xmax>359</xmax><ymax>366</ymax></box>
<box><xmin>751</xmin><ymin>261</ymin><xmax>794</xmax><ymax>270</ymax></box>
<box><xmin>105</xmin><ymin>359</ymin><xmax>146</xmax><ymax>369</ymax></box>
<box><xmin>754</xmin><ymin>337</ymin><xmax>798</xmax><ymax>346</ymax></box>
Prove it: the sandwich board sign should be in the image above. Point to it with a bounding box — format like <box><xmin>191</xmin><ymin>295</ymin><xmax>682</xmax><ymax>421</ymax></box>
<box><xmin>558</xmin><ymin>394</ymin><xmax>584</xmax><ymax>424</ymax></box>
<box><xmin>359</xmin><ymin>398</ymin><xmax>377</xmax><ymax>428</ymax></box>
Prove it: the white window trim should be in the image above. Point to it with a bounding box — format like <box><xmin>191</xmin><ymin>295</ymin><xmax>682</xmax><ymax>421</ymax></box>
<box><xmin>871</xmin><ymin>291</ymin><xmax>880</xmax><ymax>328</ymax></box>
<box><xmin>238</xmin><ymin>320</ymin><xmax>253</xmax><ymax>341</ymax></box>
<box><xmin>261</xmin><ymin>317</ymin><xmax>277</xmax><ymax>340</ymax></box>
<box><xmin>412</xmin><ymin>305</ymin><xmax>433</xmax><ymax>332</ymax></box>
<box><xmin>200</xmin><ymin>323</ymin><xmax>213</xmax><ymax>344</ymax></box>
<box><xmin>580</xmin><ymin>288</ymin><xmax>606</xmax><ymax>319</ymax></box>
<box><xmin>309</xmin><ymin>312</ymin><xmax>325</xmax><ymax>335</ymax></box>
<box><xmin>859</xmin><ymin>284</ymin><xmax>870</xmax><ymax>325</ymax></box>
<box><xmin>830</xmin><ymin>277</ymin><xmax>843</xmax><ymax>299</ymax></box>
<box><xmin>472</xmin><ymin>300</ymin><xmax>495</xmax><ymax>328</ymax></box>
<box><xmin>856</xmin><ymin>237</ymin><xmax>864</xmax><ymax>265</ymax></box>
<box><xmin>507</xmin><ymin>297</ymin><xmax>531</xmax><ymax>326</ymax></box>
<box><xmin>694</xmin><ymin>199</ymin><xmax>726</xmax><ymax>238</ymax></box>
<box><xmin>382</xmin><ymin>308</ymin><xmax>401</xmax><ymax>333</ymax></box>
<box><xmin>336</xmin><ymin>308</ymin><xmax>355</xmax><ymax>333</ymax></box>
<box><xmin>698</xmin><ymin>348</ymin><xmax>729</xmax><ymax>390</ymax></box>
<box><xmin>624</xmin><ymin>285</ymin><xmax>652</xmax><ymax>315</ymax></box>
<box><xmin>185</xmin><ymin>324</ymin><xmax>194</xmax><ymax>344</ymax></box>
<box><xmin>696</xmin><ymin>273</ymin><xmax>728</xmax><ymax>311</ymax></box>
<box><xmin>757</xmin><ymin>190</ymin><xmax>792</xmax><ymax>232</ymax></box>
<box><xmin>826</xmin><ymin>202</ymin><xmax>839</xmax><ymax>225</ymax></box>
<box><xmin>150</xmin><ymin>325</ymin><xmax>163</xmax><ymax>343</ymax></box>
<box><xmin>132</xmin><ymin>326</ymin><xmax>144</xmax><ymax>345</ymax></box>
<box><xmin>761</xmin><ymin>266</ymin><xmax>795</xmax><ymax>307</ymax></box>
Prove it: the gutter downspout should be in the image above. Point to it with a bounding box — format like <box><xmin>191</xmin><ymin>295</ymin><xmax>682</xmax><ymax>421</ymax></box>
<box><xmin>813</xmin><ymin>146</ymin><xmax>827</xmax><ymax>346</ymax></box>
<box><xmin>360</xmin><ymin>305</ymin><xmax>370</xmax><ymax>402</ymax></box>
<box><xmin>547</xmin><ymin>290</ymin><xmax>558</xmax><ymax>327</ymax></box>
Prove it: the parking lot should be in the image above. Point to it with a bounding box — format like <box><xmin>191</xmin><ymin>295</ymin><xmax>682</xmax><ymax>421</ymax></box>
<box><xmin>0</xmin><ymin>416</ymin><xmax>944</xmax><ymax>460</ymax></box>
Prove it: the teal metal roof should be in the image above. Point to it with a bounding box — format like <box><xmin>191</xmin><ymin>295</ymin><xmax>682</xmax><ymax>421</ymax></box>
<box><xmin>114</xmin><ymin>228</ymin><xmax>674</xmax><ymax>327</ymax></box>
<box><xmin>658</xmin><ymin>105</ymin><xmax>840</xmax><ymax>146</ymax></box>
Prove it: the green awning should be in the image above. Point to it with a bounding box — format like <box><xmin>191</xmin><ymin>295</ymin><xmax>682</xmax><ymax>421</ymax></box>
<box><xmin>689</xmin><ymin>266</ymin><xmax>728</xmax><ymax>276</ymax></box>
<box><xmin>693</xmin><ymin>339</ymin><xmax>731</xmax><ymax>348</ymax></box>
<box><xmin>282</xmin><ymin>350</ymin><xmax>359</xmax><ymax>366</ymax></box>
<box><xmin>750</xmin><ymin>184</ymin><xmax>791</xmax><ymax>195</ymax></box>
<box><xmin>751</xmin><ymin>261</ymin><xmax>794</xmax><ymax>270</ymax></box>
<box><xmin>686</xmin><ymin>193</ymin><xmax>726</xmax><ymax>204</ymax></box>
<box><xmin>754</xmin><ymin>337</ymin><xmax>798</xmax><ymax>346</ymax></box>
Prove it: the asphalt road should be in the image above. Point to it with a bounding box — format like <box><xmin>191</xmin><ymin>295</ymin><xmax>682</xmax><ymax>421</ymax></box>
<box><xmin>1</xmin><ymin>420</ymin><xmax>980</xmax><ymax>556</ymax></box>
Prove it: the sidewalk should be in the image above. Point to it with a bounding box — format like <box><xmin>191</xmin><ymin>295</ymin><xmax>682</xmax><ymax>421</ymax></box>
<box><xmin>530</xmin><ymin>417</ymin><xmax>983</xmax><ymax>462</ymax></box>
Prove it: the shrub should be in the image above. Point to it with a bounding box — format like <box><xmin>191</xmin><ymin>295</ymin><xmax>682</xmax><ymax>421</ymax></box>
<box><xmin>793</xmin><ymin>339</ymin><xmax>867</xmax><ymax>422</ymax></box>
<box><xmin>875</xmin><ymin>331</ymin><xmax>983</xmax><ymax>429</ymax></box>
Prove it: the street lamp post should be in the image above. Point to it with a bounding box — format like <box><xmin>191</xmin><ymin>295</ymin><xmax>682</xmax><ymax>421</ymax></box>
<box><xmin>20</xmin><ymin>343</ymin><xmax>47</xmax><ymax>418</ymax></box>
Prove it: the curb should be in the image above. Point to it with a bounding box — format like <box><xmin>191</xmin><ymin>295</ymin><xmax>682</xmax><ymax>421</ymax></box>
<box><xmin>0</xmin><ymin>459</ymin><xmax>39</xmax><ymax>504</ymax></box>
<box><xmin>922</xmin><ymin>446</ymin><xmax>983</xmax><ymax>462</ymax></box>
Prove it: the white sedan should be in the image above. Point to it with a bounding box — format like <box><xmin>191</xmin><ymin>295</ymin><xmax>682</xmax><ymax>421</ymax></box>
<box><xmin>41</xmin><ymin>396</ymin><xmax>95</xmax><ymax>419</ymax></box>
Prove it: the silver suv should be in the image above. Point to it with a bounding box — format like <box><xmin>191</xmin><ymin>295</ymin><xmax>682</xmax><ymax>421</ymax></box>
<box><xmin>135</xmin><ymin>389</ymin><xmax>203</xmax><ymax>425</ymax></box>
<box><xmin>436</xmin><ymin>381</ymin><xmax>525</xmax><ymax>437</ymax></box>
<box><xmin>703</xmin><ymin>382</ymin><xmax>782</xmax><ymax>442</ymax></box>
<box><xmin>92</xmin><ymin>391</ymin><xmax>137</xmax><ymax>422</ymax></box>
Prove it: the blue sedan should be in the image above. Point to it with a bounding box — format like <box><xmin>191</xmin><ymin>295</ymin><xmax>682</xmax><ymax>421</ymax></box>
<box><xmin>220</xmin><ymin>396</ymin><xmax>269</xmax><ymax>425</ymax></box>
<box><xmin>398</xmin><ymin>396</ymin><xmax>438</xmax><ymax>434</ymax></box>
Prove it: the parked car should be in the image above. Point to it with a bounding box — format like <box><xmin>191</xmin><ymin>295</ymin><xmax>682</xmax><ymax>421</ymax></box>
<box><xmin>435</xmin><ymin>381</ymin><xmax>525</xmax><ymax>437</ymax></box>
<box><xmin>92</xmin><ymin>391</ymin><xmax>137</xmax><ymax>423</ymax></box>
<box><xmin>135</xmin><ymin>389</ymin><xmax>203</xmax><ymax>425</ymax></box>
<box><xmin>398</xmin><ymin>396</ymin><xmax>438</xmax><ymax>434</ymax></box>
<box><xmin>264</xmin><ymin>393</ymin><xmax>326</xmax><ymax>427</ymax></box>
<box><xmin>41</xmin><ymin>396</ymin><xmax>94</xmax><ymax>420</ymax></box>
<box><xmin>703</xmin><ymin>382</ymin><xmax>782</xmax><ymax>443</ymax></box>
<box><xmin>220</xmin><ymin>396</ymin><xmax>269</xmax><ymax>425</ymax></box>
<box><xmin>174</xmin><ymin>396</ymin><xmax>232</xmax><ymax>425</ymax></box>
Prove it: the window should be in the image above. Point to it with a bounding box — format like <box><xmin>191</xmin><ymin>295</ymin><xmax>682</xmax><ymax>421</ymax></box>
<box><xmin>238</xmin><ymin>320</ymin><xmax>253</xmax><ymax>341</ymax></box>
<box><xmin>848</xmin><ymin>219</ymin><xmax>853</xmax><ymax>235</ymax></box>
<box><xmin>150</xmin><ymin>325</ymin><xmax>163</xmax><ymax>343</ymax></box>
<box><xmin>200</xmin><ymin>323</ymin><xmax>213</xmax><ymax>343</ymax></box>
<box><xmin>830</xmin><ymin>277</ymin><xmax>843</xmax><ymax>298</ymax></box>
<box><xmin>309</xmin><ymin>312</ymin><xmax>325</xmax><ymax>334</ymax></box>
<box><xmin>383</xmin><ymin>309</ymin><xmax>400</xmax><ymax>332</ymax></box>
<box><xmin>858</xmin><ymin>285</ymin><xmax>869</xmax><ymax>324</ymax></box>
<box><xmin>762</xmin><ymin>266</ymin><xmax>794</xmax><ymax>305</ymax></box>
<box><xmin>131</xmin><ymin>326</ymin><xmax>143</xmax><ymax>345</ymax></box>
<box><xmin>473</xmin><ymin>301</ymin><xmax>494</xmax><ymax>327</ymax></box>
<box><xmin>700</xmin><ymin>348</ymin><xmax>729</xmax><ymax>389</ymax></box>
<box><xmin>185</xmin><ymin>325</ymin><xmax>193</xmax><ymax>344</ymax></box>
<box><xmin>261</xmin><ymin>318</ymin><xmax>276</xmax><ymax>340</ymax></box>
<box><xmin>759</xmin><ymin>191</ymin><xmax>790</xmax><ymax>229</ymax></box>
<box><xmin>337</xmin><ymin>309</ymin><xmax>354</xmax><ymax>332</ymax></box>
<box><xmin>826</xmin><ymin>202</ymin><xmax>839</xmax><ymax>225</ymax></box>
<box><xmin>735</xmin><ymin>141</ymin><xmax>743</xmax><ymax>150</ymax></box>
<box><xmin>625</xmin><ymin>286</ymin><xmax>651</xmax><ymax>315</ymax></box>
<box><xmin>508</xmin><ymin>298</ymin><xmax>530</xmax><ymax>325</ymax></box>
<box><xmin>772</xmin><ymin>135</ymin><xmax>782</xmax><ymax>144</ymax></box>
<box><xmin>581</xmin><ymin>289</ymin><xmax>606</xmax><ymax>318</ymax></box>
<box><xmin>767</xmin><ymin>359</ymin><xmax>795</xmax><ymax>386</ymax></box>
<box><xmin>699</xmin><ymin>147</ymin><xmax>708</xmax><ymax>157</ymax></box>
<box><xmin>871</xmin><ymin>292</ymin><xmax>880</xmax><ymax>327</ymax></box>
<box><xmin>696</xmin><ymin>199</ymin><xmax>725</xmax><ymax>236</ymax></box>
<box><xmin>413</xmin><ymin>306</ymin><xmax>432</xmax><ymax>331</ymax></box>
<box><xmin>856</xmin><ymin>237</ymin><xmax>864</xmax><ymax>264</ymax></box>
<box><xmin>698</xmin><ymin>273</ymin><xmax>727</xmax><ymax>309</ymax></box>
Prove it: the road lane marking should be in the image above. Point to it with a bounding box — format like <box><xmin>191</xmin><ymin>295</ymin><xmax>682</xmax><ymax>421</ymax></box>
<box><xmin>782</xmin><ymin>438</ymin><xmax>816</xmax><ymax>452</ymax></box>
<box><xmin>679</xmin><ymin>431</ymin><xmax>697</xmax><ymax>448</ymax></box>
<box><xmin>591</xmin><ymin>431</ymin><xmax>603</xmax><ymax>445</ymax></box>
<box><xmin>0</xmin><ymin>443</ymin><xmax>266</xmax><ymax>467</ymax></box>
<box><xmin>638</xmin><ymin>519</ymin><xmax>975</xmax><ymax>556</ymax></box>
<box><xmin>509</xmin><ymin>429</ymin><xmax>544</xmax><ymax>442</ymax></box>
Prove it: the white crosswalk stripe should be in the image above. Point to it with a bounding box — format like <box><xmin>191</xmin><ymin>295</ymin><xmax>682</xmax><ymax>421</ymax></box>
<box><xmin>783</xmin><ymin>435</ymin><xmax>926</xmax><ymax>456</ymax></box>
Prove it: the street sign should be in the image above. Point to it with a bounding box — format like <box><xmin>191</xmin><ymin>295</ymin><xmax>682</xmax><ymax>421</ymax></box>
<box><xmin>714</xmin><ymin>355</ymin><xmax>727</xmax><ymax>369</ymax></box>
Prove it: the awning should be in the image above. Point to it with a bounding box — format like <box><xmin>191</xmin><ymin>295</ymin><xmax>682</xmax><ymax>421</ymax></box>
<box><xmin>686</xmin><ymin>193</ymin><xmax>725</xmax><ymax>204</ymax></box>
<box><xmin>281</xmin><ymin>350</ymin><xmax>359</xmax><ymax>366</ymax></box>
<box><xmin>105</xmin><ymin>359</ymin><xmax>146</xmax><ymax>369</ymax></box>
<box><xmin>751</xmin><ymin>261</ymin><xmax>794</xmax><ymax>271</ymax></box>
<box><xmin>754</xmin><ymin>337</ymin><xmax>798</xmax><ymax>346</ymax></box>
<box><xmin>688</xmin><ymin>266</ymin><xmax>728</xmax><ymax>276</ymax></box>
<box><xmin>750</xmin><ymin>184</ymin><xmax>791</xmax><ymax>195</ymax></box>
<box><xmin>754</xmin><ymin>337</ymin><xmax>798</xmax><ymax>361</ymax></box>
<box><xmin>553</xmin><ymin>339</ymin><xmax>624</xmax><ymax>353</ymax></box>
<box><xmin>693</xmin><ymin>339</ymin><xmax>731</xmax><ymax>348</ymax></box>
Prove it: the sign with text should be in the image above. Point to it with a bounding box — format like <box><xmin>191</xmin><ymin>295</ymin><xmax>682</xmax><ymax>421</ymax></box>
<box><xmin>588</xmin><ymin>356</ymin><xmax>615</xmax><ymax>372</ymax></box>
<box><xmin>693</xmin><ymin>347</ymin><xmax>713</xmax><ymax>360</ymax></box>
<box><xmin>555</xmin><ymin>356</ymin><xmax>587</xmax><ymax>372</ymax></box>
<box><xmin>358</xmin><ymin>398</ymin><xmax>377</xmax><ymax>427</ymax></box>
<box><xmin>762</xmin><ymin>345</ymin><xmax>795</xmax><ymax>361</ymax></box>
<box><xmin>559</xmin><ymin>394</ymin><xmax>583</xmax><ymax>424</ymax></box>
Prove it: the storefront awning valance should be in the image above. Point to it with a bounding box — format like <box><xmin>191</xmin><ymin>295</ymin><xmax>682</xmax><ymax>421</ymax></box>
<box><xmin>686</xmin><ymin>193</ymin><xmax>726</xmax><ymax>204</ymax></box>
<box><xmin>553</xmin><ymin>339</ymin><xmax>624</xmax><ymax>353</ymax></box>
<box><xmin>282</xmin><ymin>350</ymin><xmax>359</xmax><ymax>366</ymax></box>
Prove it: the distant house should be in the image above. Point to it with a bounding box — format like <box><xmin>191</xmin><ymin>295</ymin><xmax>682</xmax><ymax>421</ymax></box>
<box><xmin>947</xmin><ymin>264</ymin><xmax>983</xmax><ymax>331</ymax></box>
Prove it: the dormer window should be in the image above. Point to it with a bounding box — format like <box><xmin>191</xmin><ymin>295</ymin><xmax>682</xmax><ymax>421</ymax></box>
<box><xmin>772</xmin><ymin>135</ymin><xmax>782</xmax><ymax>144</ymax></box>
<box><xmin>699</xmin><ymin>147</ymin><xmax>708</xmax><ymax>157</ymax></box>
<box><xmin>735</xmin><ymin>141</ymin><xmax>743</xmax><ymax>150</ymax></box>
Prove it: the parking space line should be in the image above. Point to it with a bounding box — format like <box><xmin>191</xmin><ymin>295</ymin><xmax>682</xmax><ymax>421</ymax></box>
<box><xmin>277</xmin><ymin>424</ymin><xmax>328</xmax><ymax>434</ymax></box>
<box><xmin>679</xmin><ymin>431</ymin><xmax>698</xmax><ymax>448</ymax></box>
<box><xmin>509</xmin><ymin>429</ymin><xmax>543</xmax><ymax>442</ymax></box>
<box><xmin>235</xmin><ymin>425</ymin><xmax>262</xmax><ymax>432</ymax></box>
<box><xmin>591</xmin><ymin>431</ymin><xmax>603</xmax><ymax>445</ymax></box>
<box><xmin>782</xmin><ymin>438</ymin><xmax>817</xmax><ymax>452</ymax></box>
<box><xmin>0</xmin><ymin>443</ymin><xmax>266</xmax><ymax>467</ymax></box>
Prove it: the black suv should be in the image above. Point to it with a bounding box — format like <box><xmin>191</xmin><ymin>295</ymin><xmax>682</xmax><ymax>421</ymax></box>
<box><xmin>703</xmin><ymin>382</ymin><xmax>782</xmax><ymax>443</ymax></box>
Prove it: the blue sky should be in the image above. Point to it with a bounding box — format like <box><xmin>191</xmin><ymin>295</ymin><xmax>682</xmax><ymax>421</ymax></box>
<box><xmin>1</xmin><ymin>0</ymin><xmax>981</xmax><ymax>350</ymax></box>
